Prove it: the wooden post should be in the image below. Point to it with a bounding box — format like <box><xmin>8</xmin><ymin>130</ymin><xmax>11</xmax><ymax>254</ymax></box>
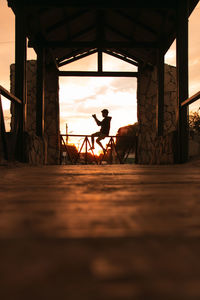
<box><xmin>85</xmin><ymin>136</ymin><xmax>88</xmax><ymax>164</ymax></box>
<box><xmin>156</xmin><ymin>49</ymin><xmax>164</xmax><ymax>136</ymax></box>
<box><xmin>36</xmin><ymin>47</ymin><xmax>45</xmax><ymax>137</ymax></box>
<box><xmin>176</xmin><ymin>0</ymin><xmax>189</xmax><ymax>163</ymax></box>
<box><xmin>0</xmin><ymin>95</ymin><xmax>8</xmax><ymax>160</ymax></box>
<box><xmin>97</xmin><ymin>9</ymin><xmax>104</xmax><ymax>73</ymax></box>
<box><xmin>98</xmin><ymin>50</ymin><xmax>103</xmax><ymax>72</ymax></box>
<box><xmin>15</xmin><ymin>8</ymin><xmax>27</xmax><ymax>161</ymax></box>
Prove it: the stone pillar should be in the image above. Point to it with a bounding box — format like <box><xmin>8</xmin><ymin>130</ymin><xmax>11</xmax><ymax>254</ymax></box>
<box><xmin>44</xmin><ymin>63</ymin><xmax>60</xmax><ymax>165</ymax></box>
<box><xmin>137</xmin><ymin>64</ymin><xmax>178</xmax><ymax>164</ymax></box>
<box><xmin>10</xmin><ymin>60</ymin><xmax>60</xmax><ymax>165</ymax></box>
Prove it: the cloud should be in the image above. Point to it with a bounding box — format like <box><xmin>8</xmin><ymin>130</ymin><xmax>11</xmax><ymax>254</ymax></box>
<box><xmin>109</xmin><ymin>77</ymin><xmax>137</xmax><ymax>93</ymax></box>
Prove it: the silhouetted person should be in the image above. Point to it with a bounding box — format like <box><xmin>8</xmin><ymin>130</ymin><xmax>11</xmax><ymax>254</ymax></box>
<box><xmin>90</xmin><ymin>109</ymin><xmax>112</xmax><ymax>152</ymax></box>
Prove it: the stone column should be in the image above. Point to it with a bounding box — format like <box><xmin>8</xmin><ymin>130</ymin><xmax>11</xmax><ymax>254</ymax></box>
<box><xmin>10</xmin><ymin>60</ymin><xmax>60</xmax><ymax>165</ymax></box>
<box><xmin>137</xmin><ymin>64</ymin><xmax>178</xmax><ymax>164</ymax></box>
<box><xmin>44</xmin><ymin>63</ymin><xmax>60</xmax><ymax>164</ymax></box>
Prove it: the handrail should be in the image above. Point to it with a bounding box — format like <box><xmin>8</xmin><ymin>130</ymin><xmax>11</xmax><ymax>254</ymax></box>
<box><xmin>0</xmin><ymin>85</ymin><xmax>22</xmax><ymax>104</ymax></box>
<box><xmin>60</xmin><ymin>134</ymin><xmax>136</xmax><ymax>165</ymax></box>
<box><xmin>0</xmin><ymin>84</ymin><xmax>22</xmax><ymax>162</ymax></box>
<box><xmin>61</xmin><ymin>134</ymin><xmax>133</xmax><ymax>138</ymax></box>
<box><xmin>181</xmin><ymin>91</ymin><xmax>200</xmax><ymax>108</ymax></box>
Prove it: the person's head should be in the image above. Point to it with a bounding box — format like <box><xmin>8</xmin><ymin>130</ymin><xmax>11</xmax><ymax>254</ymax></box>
<box><xmin>101</xmin><ymin>109</ymin><xmax>109</xmax><ymax>117</ymax></box>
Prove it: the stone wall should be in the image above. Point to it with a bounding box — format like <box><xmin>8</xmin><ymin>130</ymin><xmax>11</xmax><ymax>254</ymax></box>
<box><xmin>10</xmin><ymin>60</ymin><xmax>60</xmax><ymax>165</ymax></box>
<box><xmin>137</xmin><ymin>64</ymin><xmax>178</xmax><ymax>164</ymax></box>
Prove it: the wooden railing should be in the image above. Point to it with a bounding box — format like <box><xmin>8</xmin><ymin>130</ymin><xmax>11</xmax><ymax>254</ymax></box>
<box><xmin>181</xmin><ymin>91</ymin><xmax>200</xmax><ymax>108</ymax></box>
<box><xmin>60</xmin><ymin>134</ymin><xmax>136</xmax><ymax>165</ymax></box>
<box><xmin>0</xmin><ymin>85</ymin><xmax>22</xmax><ymax>161</ymax></box>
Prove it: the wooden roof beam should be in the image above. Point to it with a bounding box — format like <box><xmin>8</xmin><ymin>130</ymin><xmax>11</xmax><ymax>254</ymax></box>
<box><xmin>58</xmin><ymin>70</ymin><xmax>138</xmax><ymax>77</ymax></box>
<box><xmin>57</xmin><ymin>48</ymin><xmax>97</xmax><ymax>63</ymax></box>
<box><xmin>46</xmin><ymin>9</ymin><xmax>89</xmax><ymax>34</ymax></box>
<box><xmin>113</xmin><ymin>49</ymin><xmax>142</xmax><ymax>64</ymax></box>
<box><xmin>58</xmin><ymin>49</ymin><xmax>98</xmax><ymax>67</ymax></box>
<box><xmin>29</xmin><ymin>25</ymin><xmax>96</xmax><ymax>48</ymax></box>
<box><xmin>103</xmin><ymin>50</ymin><xmax>138</xmax><ymax>66</ymax></box>
<box><xmin>105</xmin><ymin>23</ymin><xmax>140</xmax><ymax>42</ymax></box>
<box><xmin>8</xmin><ymin>0</ymin><xmax>177</xmax><ymax>9</ymax></box>
<box><xmin>58</xmin><ymin>49</ymin><xmax>139</xmax><ymax>68</ymax></box>
<box><xmin>68</xmin><ymin>25</ymin><xmax>96</xmax><ymax>41</ymax></box>
<box><xmin>113</xmin><ymin>9</ymin><xmax>158</xmax><ymax>36</ymax></box>
<box><xmin>39</xmin><ymin>40</ymin><xmax>158</xmax><ymax>48</ymax></box>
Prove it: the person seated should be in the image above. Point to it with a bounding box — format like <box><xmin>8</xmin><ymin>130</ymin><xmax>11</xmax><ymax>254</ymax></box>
<box><xmin>90</xmin><ymin>109</ymin><xmax>112</xmax><ymax>152</ymax></box>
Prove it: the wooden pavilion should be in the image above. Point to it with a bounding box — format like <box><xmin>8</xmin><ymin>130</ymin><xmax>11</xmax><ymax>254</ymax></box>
<box><xmin>5</xmin><ymin>0</ymin><xmax>200</xmax><ymax>164</ymax></box>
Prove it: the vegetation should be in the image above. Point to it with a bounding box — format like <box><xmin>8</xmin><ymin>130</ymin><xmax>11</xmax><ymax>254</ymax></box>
<box><xmin>189</xmin><ymin>110</ymin><xmax>200</xmax><ymax>135</ymax></box>
<box><xmin>116</xmin><ymin>122</ymin><xmax>138</xmax><ymax>160</ymax></box>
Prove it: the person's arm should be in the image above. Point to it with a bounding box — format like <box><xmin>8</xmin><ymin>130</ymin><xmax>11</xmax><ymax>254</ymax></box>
<box><xmin>92</xmin><ymin>114</ymin><xmax>102</xmax><ymax>126</ymax></box>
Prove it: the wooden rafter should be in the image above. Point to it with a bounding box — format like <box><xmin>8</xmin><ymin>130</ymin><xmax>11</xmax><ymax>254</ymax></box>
<box><xmin>29</xmin><ymin>25</ymin><xmax>96</xmax><ymax>48</ymax></box>
<box><xmin>57</xmin><ymin>48</ymin><xmax>96</xmax><ymax>63</ymax></box>
<box><xmin>105</xmin><ymin>23</ymin><xmax>138</xmax><ymax>42</ymax></box>
<box><xmin>8</xmin><ymin>0</ymin><xmax>177</xmax><ymax>9</ymax></box>
<box><xmin>44</xmin><ymin>40</ymin><xmax>158</xmax><ymax>48</ymax></box>
<box><xmin>46</xmin><ymin>9</ymin><xmax>89</xmax><ymax>34</ymax></box>
<box><xmin>63</xmin><ymin>8</ymin><xmax>71</xmax><ymax>41</ymax></box>
<box><xmin>71</xmin><ymin>25</ymin><xmax>96</xmax><ymax>41</ymax></box>
<box><xmin>59</xmin><ymin>70</ymin><xmax>138</xmax><ymax>77</ymax></box>
<box><xmin>113</xmin><ymin>48</ymin><xmax>141</xmax><ymax>64</ymax></box>
<box><xmin>103</xmin><ymin>49</ymin><xmax>138</xmax><ymax>66</ymax></box>
<box><xmin>58</xmin><ymin>49</ymin><xmax>98</xmax><ymax>67</ymax></box>
<box><xmin>58</xmin><ymin>48</ymin><xmax>139</xmax><ymax>68</ymax></box>
<box><xmin>113</xmin><ymin>9</ymin><xmax>158</xmax><ymax>36</ymax></box>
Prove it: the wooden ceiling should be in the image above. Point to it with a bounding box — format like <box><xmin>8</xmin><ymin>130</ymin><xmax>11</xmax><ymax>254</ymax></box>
<box><xmin>8</xmin><ymin>0</ymin><xmax>199</xmax><ymax>67</ymax></box>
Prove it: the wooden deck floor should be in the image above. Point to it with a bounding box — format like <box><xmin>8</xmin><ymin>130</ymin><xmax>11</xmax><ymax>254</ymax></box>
<box><xmin>1</xmin><ymin>161</ymin><xmax>200</xmax><ymax>299</ymax></box>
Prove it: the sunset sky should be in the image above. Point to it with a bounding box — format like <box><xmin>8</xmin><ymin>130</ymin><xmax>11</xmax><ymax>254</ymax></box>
<box><xmin>0</xmin><ymin>0</ymin><xmax>200</xmax><ymax>139</ymax></box>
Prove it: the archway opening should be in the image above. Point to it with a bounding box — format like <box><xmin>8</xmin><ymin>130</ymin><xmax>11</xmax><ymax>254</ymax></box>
<box><xmin>59</xmin><ymin>52</ymin><xmax>138</xmax><ymax>162</ymax></box>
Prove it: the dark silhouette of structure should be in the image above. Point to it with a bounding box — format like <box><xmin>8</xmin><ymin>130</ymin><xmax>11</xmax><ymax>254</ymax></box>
<box><xmin>0</xmin><ymin>0</ymin><xmax>199</xmax><ymax>165</ymax></box>
<box><xmin>1</xmin><ymin>2</ymin><xmax>200</xmax><ymax>300</ymax></box>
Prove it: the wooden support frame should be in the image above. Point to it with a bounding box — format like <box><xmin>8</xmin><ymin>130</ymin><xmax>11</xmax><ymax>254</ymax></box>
<box><xmin>0</xmin><ymin>86</ymin><xmax>23</xmax><ymax>161</ymax></box>
<box><xmin>46</xmin><ymin>9</ymin><xmax>89</xmax><ymax>34</ymax></box>
<box><xmin>105</xmin><ymin>23</ymin><xmax>141</xmax><ymax>45</ymax></box>
<box><xmin>0</xmin><ymin>95</ymin><xmax>8</xmax><ymax>160</ymax></box>
<box><xmin>97</xmin><ymin>10</ymin><xmax>104</xmax><ymax>72</ymax></box>
<box><xmin>74</xmin><ymin>136</ymin><xmax>98</xmax><ymax>165</ymax></box>
<box><xmin>176</xmin><ymin>0</ymin><xmax>189</xmax><ymax>163</ymax></box>
<box><xmin>58</xmin><ymin>71</ymin><xmax>138</xmax><ymax>77</ymax></box>
<box><xmin>36</xmin><ymin>47</ymin><xmax>45</xmax><ymax>137</ymax></box>
<box><xmin>156</xmin><ymin>49</ymin><xmax>164</xmax><ymax>136</ymax></box>
<box><xmin>8</xmin><ymin>0</ymin><xmax>177</xmax><ymax>9</ymax></box>
<box><xmin>103</xmin><ymin>50</ymin><xmax>138</xmax><ymax>66</ymax></box>
<box><xmin>57</xmin><ymin>48</ymin><xmax>97</xmax><ymax>64</ymax></box>
<box><xmin>58</xmin><ymin>49</ymin><xmax>98</xmax><ymax>67</ymax></box>
<box><xmin>15</xmin><ymin>8</ymin><xmax>27</xmax><ymax>161</ymax></box>
<box><xmin>0</xmin><ymin>85</ymin><xmax>22</xmax><ymax>104</ymax></box>
<box><xmin>60</xmin><ymin>134</ymin><xmax>127</xmax><ymax>165</ymax></box>
<box><xmin>181</xmin><ymin>91</ymin><xmax>200</xmax><ymax>108</ymax></box>
<box><xmin>98</xmin><ymin>50</ymin><xmax>103</xmax><ymax>72</ymax></box>
<box><xmin>113</xmin><ymin>9</ymin><xmax>158</xmax><ymax>36</ymax></box>
<box><xmin>45</xmin><ymin>40</ymin><xmax>158</xmax><ymax>49</ymax></box>
<box><xmin>58</xmin><ymin>48</ymin><xmax>139</xmax><ymax>68</ymax></box>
